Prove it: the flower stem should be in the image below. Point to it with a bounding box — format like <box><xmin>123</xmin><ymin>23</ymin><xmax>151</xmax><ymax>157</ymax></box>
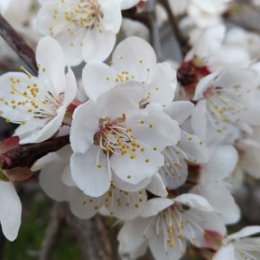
<box><xmin>0</xmin><ymin>14</ymin><xmax>37</xmax><ymax>74</ymax></box>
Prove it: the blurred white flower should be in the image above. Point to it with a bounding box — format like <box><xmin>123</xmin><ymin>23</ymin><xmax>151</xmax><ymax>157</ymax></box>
<box><xmin>213</xmin><ymin>226</ymin><xmax>260</xmax><ymax>260</ymax></box>
<box><xmin>118</xmin><ymin>195</ymin><xmax>226</xmax><ymax>260</ymax></box>
<box><xmin>191</xmin><ymin>69</ymin><xmax>260</xmax><ymax>145</ymax></box>
<box><xmin>37</xmin><ymin>145</ymin><xmax>167</xmax><ymax>220</ymax></box>
<box><xmin>37</xmin><ymin>0</ymin><xmax>123</xmax><ymax>66</ymax></box>
<box><xmin>169</xmin><ymin>0</ymin><xmax>232</xmax><ymax>27</ymax></box>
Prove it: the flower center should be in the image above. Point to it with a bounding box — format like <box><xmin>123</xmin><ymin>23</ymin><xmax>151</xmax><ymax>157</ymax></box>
<box><xmin>94</xmin><ymin>114</ymin><xmax>140</xmax><ymax>159</ymax></box>
<box><xmin>64</xmin><ymin>0</ymin><xmax>103</xmax><ymax>30</ymax></box>
<box><xmin>0</xmin><ymin>76</ymin><xmax>64</xmax><ymax>125</ymax></box>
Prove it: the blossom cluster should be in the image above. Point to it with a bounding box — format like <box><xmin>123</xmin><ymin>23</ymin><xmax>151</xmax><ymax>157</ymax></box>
<box><xmin>0</xmin><ymin>0</ymin><xmax>260</xmax><ymax>260</ymax></box>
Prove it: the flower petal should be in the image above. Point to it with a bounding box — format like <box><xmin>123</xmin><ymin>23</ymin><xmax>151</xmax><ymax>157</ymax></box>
<box><xmin>111</xmin><ymin>37</ymin><xmax>157</xmax><ymax>83</ymax></box>
<box><xmin>141</xmin><ymin>198</ymin><xmax>174</xmax><ymax>217</ymax></box>
<box><xmin>82</xmin><ymin>61</ymin><xmax>116</xmax><ymax>100</ymax></box>
<box><xmin>68</xmin><ymin>188</ymin><xmax>104</xmax><ymax>219</ymax></box>
<box><xmin>36</xmin><ymin>36</ymin><xmax>66</xmax><ymax>94</ymax></box>
<box><xmin>111</xmin><ymin>148</ymin><xmax>164</xmax><ymax>184</ymax></box>
<box><xmin>70</xmin><ymin>101</ymin><xmax>99</xmax><ymax>154</ymax></box>
<box><xmin>100</xmin><ymin>186</ymin><xmax>147</xmax><ymax>220</ymax></box>
<box><xmin>0</xmin><ymin>181</ymin><xmax>21</xmax><ymax>241</ymax></box>
<box><xmin>164</xmin><ymin>101</ymin><xmax>194</xmax><ymax>125</ymax></box>
<box><xmin>70</xmin><ymin>145</ymin><xmax>111</xmax><ymax>197</ymax></box>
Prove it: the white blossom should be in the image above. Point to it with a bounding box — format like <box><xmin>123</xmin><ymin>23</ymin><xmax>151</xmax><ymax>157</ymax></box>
<box><xmin>37</xmin><ymin>0</ymin><xmax>123</xmax><ymax>66</ymax></box>
<box><xmin>213</xmin><ymin>226</ymin><xmax>260</xmax><ymax>260</ymax></box>
<box><xmin>191</xmin><ymin>69</ymin><xmax>260</xmax><ymax>145</ymax></box>
<box><xmin>0</xmin><ymin>37</ymin><xmax>77</xmax><ymax>144</ymax></box>
<box><xmin>118</xmin><ymin>195</ymin><xmax>226</xmax><ymax>260</ymax></box>
<box><xmin>70</xmin><ymin>86</ymin><xmax>181</xmax><ymax>197</ymax></box>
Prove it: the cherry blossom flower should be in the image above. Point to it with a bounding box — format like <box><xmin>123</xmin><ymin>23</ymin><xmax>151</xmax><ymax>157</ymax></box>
<box><xmin>82</xmin><ymin>37</ymin><xmax>177</xmax><ymax>106</ymax></box>
<box><xmin>36</xmin><ymin>0</ymin><xmax>123</xmax><ymax>66</ymax></box>
<box><xmin>185</xmin><ymin>25</ymin><xmax>250</xmax><ymax>72</ymax></box>
<box><xmin>70</xmin><ymin>86</ymin><xmax>181</xmax><ymax>197</ymax></box>
<box><xmin>118</xmin><ymin>195</ymin><xmax>226</xmax><ymax>260</ymax></box>
<box><xmin>191</xmin><ymin>69</ymin><xmax>260</xmax><ymax>145</ymax></box>
<box><xmin>0</xmin><ymin>36</ymin><xmax>77</xmax><ymax>144</ymax></box>
<box><xmin>191</xmin><ymin>145</ymin><xmax>240</xmax><ymax>224</ymax></box>
<box><xmin>213</xmin><ymin>226</ymin><xmax>260</xmax><ymax>260</ymax></box>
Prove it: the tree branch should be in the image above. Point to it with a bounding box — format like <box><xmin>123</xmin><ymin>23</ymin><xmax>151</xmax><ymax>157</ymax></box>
<box><xmin>0</xmin><ymin>14</ymin><xmax>37</xmax><ymax>74</ymax></box>
<box><xmin>39</xmin><ymin>203</ymin><xmax>66</xmax><ymax>260</ymax></box>
<box><xmin>145</xmin><ymin>0</ymin><xmax>163</xmax><ymax>60</ymax></box>
<box><xmin>159</xmin><ymin>0</ymin><xmax>189</xmax><ymax>56</ymax></box>
<box><xmin>65</xmin><ymin>208</ymin><xmax>114</xmax><ymax>260</ymax></box>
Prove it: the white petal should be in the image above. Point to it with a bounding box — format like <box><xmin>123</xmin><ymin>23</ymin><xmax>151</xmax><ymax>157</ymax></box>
<box><xmin>70</xmin><ymin>101</ymin><xmax>99</xmax><ymax>154</ymax></box>
<box><xmin>112</xmin><ymin>37</ymin><xmax>157</xmax><ymax>83</ymax></box>
<box><xmin>82</xmin><ymin>61</ymin><xmax>116</xmax><ymax>100</ymax></box>
<box><xmin>56</xmin><ymin>31</ymin><xmax>85</xmax><ymax>66</ymax></box>
<box><xmin>0</xmin><ymin>181</ymin><xmax>21</xmax><ymax>241</ymax></box>
<box><xmin>193</xmin><ymin>73</ymin><xmax>218</xmax><ymax>101</ymax></box>
<box><xmin>149</xmin><ymin>229</ymin><xmax>187</xmax><ymax>260</ymax></box>
<box><xmin>118</xmin><ymin>217</ymin><xmax>148</xmax><ymax>256</ymax></box>
<box><xmin>175</xmin><ymin>194</ymin><xmax>214</xmax><ymax>211</ymax></box>
<box><xmin>36</xmin><ymin>36</ymin><xmax>66</xmax><ymax>94</ymax></box>
<box><xmin>68</xmin><ymin>188</ymin><xmax>104</xmax><ymax>219</ymax></box>
<box><xmin>111</xmin><ymin>147</ymin><xmax>164</xmax><ymax>184</ymax></box>
<box><xmin>192</xmin><ymin>183</ymin><xmax>240</xmax><ymax>224</ymax></box>
<box><xmin>111</xmin><ymin>173</ymin><xmax>151</xmax><ymax>192</ymax></box>
<box><xmin>39</xmin><ymin>151</ymin><xmax>69</xmax><ymax>202</ymax></box>
<box><xmin>63</xmin><ymin>68</ymin><xmax>77</xmax><ymax>106</ymax></box>
<box><xmin>128</xmin><ymin>109</ymin><xmax>181</xmax><ymax>151</ymax></box>
<box><xmin>160</xmin><ymin>149</ymin><xmax>188</xmax><ymax>189</ymax></box>
<box><xmin>99</xmin><ymin>0</ymin><xmax>122</xmax><ymax>32</ymax></box>
<box><xmin>184</xmin><ymin>209</ymin><xmax>226</xmax><ymax>248</ymax></box>
<box><xmin>19</xmin><ymin>107</ymin><xmax>65</xmax><ymax>144</ymax></box>
<box><xmin>213</xmin><ymin>244</ymin><xmax>236</xmax><ymax>260</ymax></box>
<box><xmin>70</xmin><ymin>146</ymin><xmax>111</xmax><ymax>197</ymax></box>
<box><xmin>82</xmin><ymin>29</ymin><xmax>116</xmax><ymax>62</ymax></box>
<box><xmin>141</xmin><ymin>198</ymin><xmax>174</xmax><ymax>217</ymax></box>
<box><xmin>191</xmin><ymin>100</ymin><xmax>208</xmax><ymax>140</ymax></box>
<box><xmin>146</xmin><ymin>173</ymin><xmax>168</xmax><ymax>197</ymax></box>
<box><xmin>202</xmin><ymin>145</ymin><xmax>238</xmax><ymax>179</ymax></box>
<box><xmin>100</xmin><ymin>187</ymin><xmax>147</xmax><ymax>220</ymax></box>
<box><xmin>164</xmin><ymin>101</ymin><xmax>194</xmax><ymax>124</ymax></box>
<box><xmin>96</xmin><ymin>83</ymin><xmax>144</xmax><ymax>118</ymax></box>
<box><xmin>178</xmin><ymin>131</ymin><xmax>209</xmax><ymax>163</ymax></box>
<box><xmin>62</xmin><ymin>165</ymin><xmax>75</xmax><ymax>187</ymax></box>
<box><xmin>227</xmin><ymin>226</ymin><xmax>260</xmax><ymax>241</ymax></box>
<box><xmin>147</xmin><ymin>62</ymin><xmax>177</xmax><ymax>106</ymax></box>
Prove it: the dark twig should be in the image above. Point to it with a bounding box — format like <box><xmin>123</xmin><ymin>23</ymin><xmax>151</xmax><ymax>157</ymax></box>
<box><xmin>1</xmin><ymin>135</ymin><xmax>70</xmax><ymax>170</ymax></box>
<box><xmin>145</xmin><ymin>0</ymin><xmax>163</xmax><ymax>60</ymax></box>
<box><xmin>122</xmin><ymin>1</ymin><xmax>163</xmax><ymax>60</ymax></box>
<box><xmin>0</xmin><ymin>14</ymin><xmax>37</xmax><ymax>74</ymax></box>
<box><xmin>159</xmin><ymin>0</ymin><xmax>189</xmax><ymax>56</ymax></box>
<box><xmin>39</xmin><ymin>203</ymin><xmax>66</xmax><ymax>260</ymax></box>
